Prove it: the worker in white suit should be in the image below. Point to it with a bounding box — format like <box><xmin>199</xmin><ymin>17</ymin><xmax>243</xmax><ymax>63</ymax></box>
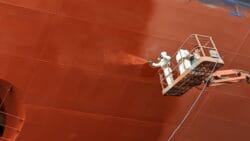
<box><xmin>190</xmin><ymin>47</ymin><xmax>201</xmax><ymax>65</ymax></box>
<box><xmin>148</xmin><ymin>51</ymin><xmax>174</xmax><ymax>87</ymax></box>
<box><xmin>176</xmin><ymin>49</ymin><xmax>191</xmax><ymax>74</ymax></box>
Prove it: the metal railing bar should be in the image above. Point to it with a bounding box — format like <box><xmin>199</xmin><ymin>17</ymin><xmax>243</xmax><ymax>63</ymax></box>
<box><xmin>0</xmin><ymin>111</ymin><xmax>24</xmax><ymax>121</ymax></box>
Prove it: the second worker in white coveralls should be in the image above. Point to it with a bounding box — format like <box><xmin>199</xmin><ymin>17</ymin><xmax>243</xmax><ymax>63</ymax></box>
<box><xmin>176</xmin><ymin>48</ymin><xmax>191</xmax><ymax>74</ymax></box>
<box><xmin>148</xmin><ymin>51</ymin><xmax>174</xmax><ymax>88</ymax></box>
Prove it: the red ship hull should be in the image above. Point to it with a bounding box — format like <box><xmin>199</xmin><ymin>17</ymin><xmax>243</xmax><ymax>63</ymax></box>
<box><xmin>0</xmin><ymin>0</ymin><xmax>249</xmax><ymax>140</ymax></box>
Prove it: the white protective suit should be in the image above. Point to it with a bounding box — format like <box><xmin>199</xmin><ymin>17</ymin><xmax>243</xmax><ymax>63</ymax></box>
<box><xmin>191</xmin><ymin>48</ymin><xmax>201</xmax><ymax>64</ymax></box>
<box><xmin>152</xmin><ymin>51</ymin><xmax>174</xmax><ymax>87</ymax></box>
<box><xmin>176</xmin><ymin>49</ymin><xmax>191</xmax><ymax>74</ymax></box>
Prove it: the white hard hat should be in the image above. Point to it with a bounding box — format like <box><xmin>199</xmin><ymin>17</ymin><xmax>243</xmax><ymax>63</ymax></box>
<box><xmin>160</xmin><ymin>51</ymin><xmax>167</xmax><ymax>57</ymax></box>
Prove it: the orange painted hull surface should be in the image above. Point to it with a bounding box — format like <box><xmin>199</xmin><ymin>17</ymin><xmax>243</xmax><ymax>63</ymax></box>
<box><xmin>0</xmin><ymin>0</ymin><xmax>249</xmax><ymax>141</ymax></box>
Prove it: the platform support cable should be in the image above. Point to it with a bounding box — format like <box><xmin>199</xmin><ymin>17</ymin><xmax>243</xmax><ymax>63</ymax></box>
<box><xmin>167</xmin><ymin>62</ymin><xmax>218</xmax><ymax>141</ymax></box>
<box><xmin>0</xmin><ymin>86</ymin><xmax>12</xmax><ymax>108</ymax></box>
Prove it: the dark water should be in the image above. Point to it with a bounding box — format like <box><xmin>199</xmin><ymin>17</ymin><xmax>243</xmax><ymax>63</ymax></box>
<box><xmin>199</xmin><ymin>0</ymin><xmax>250</xmax><ymax>9</ymax></box>
<box><xmin>199</xmin><ymin>0</ymin><xmax>250</xmax><ymax>17</ymax></box>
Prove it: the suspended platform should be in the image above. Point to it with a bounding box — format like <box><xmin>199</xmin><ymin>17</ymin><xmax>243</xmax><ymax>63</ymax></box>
<box><xmin>158</xmin><ymin>34</ymin><xmax>225</xmax><ymax>96</ymax></box>
<box><xmin>163</xmin><ymin>57</ymin><xmax>224</xmax><ymax>96</ymax></box>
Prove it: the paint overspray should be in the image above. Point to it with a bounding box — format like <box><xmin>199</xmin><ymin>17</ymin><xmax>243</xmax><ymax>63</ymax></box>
<box><xmin>123</xmin><ymin>54</ymin><xmax>148</xmax><ymax>65</ymax></box>
<box><xmin>103</xmin><ymin>52</ymin><xmax>157</xmax><ymax>76</ymax></box>
<box><xmin>104</xmin><ymin>51</ymin><xmax>148</xmax><ymax>66</ymax></box>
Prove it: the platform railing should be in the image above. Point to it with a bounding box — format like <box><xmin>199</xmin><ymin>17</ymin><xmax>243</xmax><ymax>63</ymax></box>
<box><xmin>0</xmin><ymin>85</ymin><xmax>25</xmax><ymax>141</ymax></box>
<box><xmin>158</xmin><ymin>34</ymin><xmax>223</xmax><ymax>90</ymax></box>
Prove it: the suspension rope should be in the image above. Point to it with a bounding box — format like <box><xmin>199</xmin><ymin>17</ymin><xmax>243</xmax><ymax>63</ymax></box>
<box><xmin>167</xmin><ymin>62</ymin><xmax>218</xmax><ymax>141</ymax></box>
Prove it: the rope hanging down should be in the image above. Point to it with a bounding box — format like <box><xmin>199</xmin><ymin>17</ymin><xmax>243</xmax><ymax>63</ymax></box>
<box><xmin>167</xmin><ymin>62</ymin><xmax>218</xmax><ymax>141</ymax></box>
